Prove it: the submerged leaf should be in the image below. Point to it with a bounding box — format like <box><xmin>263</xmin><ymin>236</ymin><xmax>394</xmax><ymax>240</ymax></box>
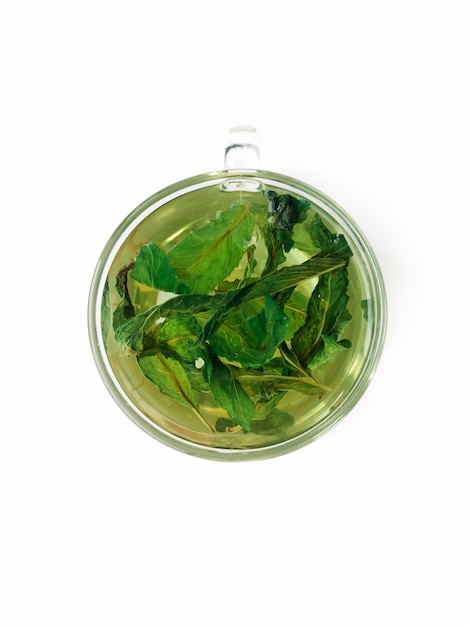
<box><xmin>283</xmin><ymin>289</ymin><xmax>309</xmax><ymax>339</ymax></box>
<box><xmin>113</xmin><ymin>263</ymin><xmax>136</xmax><ymax>338</ymax></box>
<box><xmin>261</xmin><ymin>191</ymin><xmax>311</xmax><ymax>274</ymax></box>
<box><xmin>114</xmin><ymin>293</ymin><xmax>226</xmax><ymax>349</ymax></box>
<box><xmin>168</xmin><ymin>204</ymin><xmax>255</xmax><ymax>293</ymax></box>
<box><xmin>211</xmin><ymin>296</ymin><xmax>289</xmax><ymax>368</ymax></box>
<box><xmin>138</xmin><ymin>353</ymin><xmax>200</xmax><ymax>410</ymax></box>
<box><xmin>292</xmin><ymin>266</ymin><xmax>352</xmax><ymax>366</ymax></box>
<box><xmin>101</xmin><ymin>278</ymin><xmax>111</xmax><ymax>349</ymax></box>
<box><xmin>251</xmin><ymin>409</ymin><xmax>295</xmax><ymax>434</ymax></box>
<box><xmin>152</xmin><ymin>316</ymin><xmax>204</xmax><ymax>362</ymax></box>
<box><xmin>200</xmin><ymin>250</ymin><xmax>350</xmax><ymax>342</ymax></box>
<box><xmin>206</xmin><ymin>354</ymin><xmax>255</xmax><ymax>431</ymax></box>
<box><xmin>137</xmin><ymin>353</ymin><xmax>214</xmax><ymax>432</ymax></box>
<box><xmin>308</xmin><ymin>335</ymin><xmax>352</xmax><ymax>369</ymax></box>
<box><xmin>237</xmin><ymin>373</ymin><xmax>330</xmax><ymax>396</ymax></box>
<box><xmin>291</xmin><ymin>215</ymin><xmax>353</xmax><ymax>367</ymax></box>
<box><xmin>131</xmin><ymin>242</ymin><xmax>190</xmax><ymax>294</ymax></box>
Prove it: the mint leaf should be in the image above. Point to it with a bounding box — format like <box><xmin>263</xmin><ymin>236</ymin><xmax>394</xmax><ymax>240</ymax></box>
<box><xmin>131</xmin><ymin>242</ymin><xmax>190</xmax><ymax>294</ymax></box>
<box><xmin>211</xmin><ymin>296</ymin><xmax>289</xmax><ymax>368</ymax></box>
<box><xmin>113</xmin><ymin>263</ymin><xmax>136</xmax><ymax>339</ymax></box>
<box><xmin>113</xmin><ymin>293</ymin><xmax>226</xmax><ymax>349</ymax></box>
<box><xmin>206</xmin><ymin>354</ymin><xmax>255</xmax><ymax>431</ymax></box>
<box><xmin>237</xmin><ymin>373</ymin><xmax>329</xmax><ymax>396</ymax></box>
<box><xmin>200</xmin><ymin>250</ymin><xmax>350</xmax><ymax>342</ymax></box>
<box><xmin>291</xmin><ymin>215</ymin><xmax>353</xmax><ymax>367</ymax></box>
<box><xmin>137</xmin><ymin>353</ymin><xmax>214</xmax><ymax>432</ymax></box>
<box><xmin>308</xmin><ymin>335</ymin><xmax>352</xmax><ymax>369</ymax></box>
<box><xmin>168</xmin><ymin>204</ymin><xmax>255</xmax><ymax>293</ymax></box>
<box><xmin>262</xmin><ymin>190</ymin><xmax>310</xmax><ymax>273</ymax></box>
<box><xmin>101</xmin><ymin>278</ymin><xmax>111</xmax><ymax>349</ymax></box>
<box><xmin>292</xmin><ymin>266</ymin><xmax>352</xmax><ymax>367</ymax></box>
<box><xmin>251</xmin><ymin>409</ymin><xmax>295</xmax><ymax>434</ymax></box>
<box><xmin>138</xmin><ymin>353</ymin><xmax>199</xmax><ymax>408</ymax></box>
<box><xmin>283</xmin><ymin>289</ymin><xmax>309</xmax><ymax>339</ymax></box>
<box><xmin>152</xmin><ymin>316</ymin><xmax>205</xmax><ymax>362</ymax></box>
<box><xmin>264</xmin><ymin>190</ymin><xmax>310</xmax><ymax>252</ymax></box>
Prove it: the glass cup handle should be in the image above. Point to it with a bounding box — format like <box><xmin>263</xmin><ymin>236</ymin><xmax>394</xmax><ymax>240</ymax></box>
<box><xmin>224</xmin><ymin>125</ymin><xmax>260</xmax><ymax>170</ymax></box>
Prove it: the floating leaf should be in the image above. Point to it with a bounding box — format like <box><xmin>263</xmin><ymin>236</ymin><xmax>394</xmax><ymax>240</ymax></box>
<box><xmin>100</xmin><ymin>278</ymin><xmax>111</xmax><ymax>349</ymax></box>
<box><xmin>308</xmin><ymin>335</ymin><xmax>352</xmax><ymax>369</ymax></box>
<box><xmin>206</xmin><ymin>354</ymin><xmax>255</xmax><ymax>431</ymax></box>
<box><xmin>211</xmin><ymin>296</ymin><xmax>289</xmax><ymax>368</ymax></box>
<box><xmin>131</xmin><ymin>242</ymin><xmax>190</xmax><ymax>294</ymax></box>
<box><xmin>138</xmin><ymin>353</ymin><xmax>213</xmax><ymax>432</ymax></box>
<box><xmin>237</xmin><ymin>373</ymin><xmax>329</xmax><ymax>396</ymax></box>
<box><xmin>251</xmin><ymin>409</ymin><xmax>295</xmax><ymax>434</ymax></box>
<box><xmin>292</xmin><ymin>266</ymin><xmax>352</xmax><ymax>366</ymax></box>
<box><xmin>168</xmin><ymin>204</ymin><xmax>255</xmax><ymax>293</ymax></box>
<box><xmin>153</xmin><ymin>316</ymin><xmax>204</xmax><ymax>362</ymax></box>
<box><xmin>200</xmin><ymin>250</ymin><xmax>350</xmax><ymax>342</ymax></box>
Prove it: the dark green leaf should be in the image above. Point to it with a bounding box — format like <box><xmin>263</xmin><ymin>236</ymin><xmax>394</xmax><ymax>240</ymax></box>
<box><xmin>215</xmin><ymin>417</ymin><xmax>237</xmax><ymax>432</ymax></box>
<box><xmin>361</xmin><ymin>299</ymin><xmax>370</xmax><ymax>321</ymax></box>
<box><xmin>292</xmin><ymin>266</ymin><xmax>352</xmax><ymax>366</ymax></box>
<box><xmin>113</xmin><ymin>293</ymin><xmax>226</xmax><ymax>349</ymax></box>
<box><xmin>206</xmin><ymin>354</ymin><xmax>255</xmax><ymax>431</ymax></box>
<box><xmin>131</xmin><ymin>242</ymin><xmax>190</xmax><ymax>294</ymax></box>
<box><xmin>264</xmin><ymin>190</ymin><xmax>310</xmax><ymax>252</ymax></box>
<box><xmin>137</xmin><ymin>353</ymin><xmax>214</xmax><ymax>432</ymax></box>
<box><xmin>200</xmin><ymin>250</ymin><xmax>350</xmax><ymax>342</ymax></box>
<box><xmin>290</xmin><ymin>214</ymin><xmax>353</xmax><ymax>367</ymax></box>
<box><xmin>152</xmin><ymin>316</ymin><xmax>204</xmax><ymax>361</ymax></box>
<box><xmin>237</xmin><ymin>372</ymin><xmax>329</xmax><ymax>396</ymax></box>
<box><xmin>137</xmin><ymin>352</ymin><xmax>200</xmax><ymax>409</ymax></box>
<box><xmin>251</xmin><ymin>409</ymin><xmax>295</xmax><ymax>434</ymax></box>
<box><xmin>283</xmin><ymin>289</ymin><xmax>309</xmax><ymax>339</ymax></box>
<box><xmin>310</xmin><ymin>213</ymin><xmax>353</xmax><ymax>258</ymax></box>
<box><xmin>100</xmin><ymin>278</ymin><xmax>111</xmax><ymax>349</ymax></box>
<box><xmin>211</xmin><ymin>296</ymin><xmax>289</xmax><ymax>368</ymax></box>
<box><xmin>168</xmin><ymin>204</ymin><xmax>255</xmax><ymax>293</ymax></box>
<box><xmin>113</xmin><ymin>263</ymin><xmax>136</xmax><ymax>337</ymax></box>
<box><xmin>308</xmin><ymin>335</ymin><xmax>352</xmax><ymax>369</ymax></box>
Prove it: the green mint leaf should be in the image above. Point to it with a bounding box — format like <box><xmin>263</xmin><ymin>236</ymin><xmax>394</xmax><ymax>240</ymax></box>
<box><xmin>113</xmin><ymin>263</ymin><xmax>136</xmax><ymax>338</ymax></box>
<box><xmin>309</xmin><ymin>213</ymin><xmax>353</xmax><ymax>258</ymax></box>
<box><xmin>200</xmin><ymin>250</ymin><xmax>350</xmax><ymax>342</ymax></box>
<box><xmin>237</xmin><ymin>373</ymin><xmax>330</xmax><ymax>396</ymax></box>
<box><xmin>283</xmin><ymin>289</ymin><xmax>309</xmax><ymax>339</ymax></box>
<box><xmin>114</xmin><ymin>306</ymin><xmax>160</xmax><ymax>349</ymax></box>
<box><xmin>292</xmin><ymin>266</ymin><xmax>352</xmax><ymax>366</ymax></box>
<box><xmin>264</xmin><ymin>190</ymin><xmax>310</xmax><ymax>252</ymax></box>
<box><xmin>131</xmin><ymin>242</ymin><xmax>190</xmax><ymax>294</ymax></box>
<box><xmin>361</xmin><ymin>299</ymin><xmax>370</xmax><ymax>321</ymax></box>
<box><xmin>211</xmin><ymin>296</ymin><xmax>289</xmax><ymax>368</ymax></box>
<box><xmin>206</xmin><ymin>354</ymin><xmax>255</xmax><ymax>431</ymax></box>
<box><xmin>113</xmin><ymin>293</ymin><xmax>226</xmax><ymax>349</ymax></box>
<box><xmin>251</xmin><ymin>409</ymin><xmax>295</xmax><ymax>434</ymax></box>
<box><xmin>137</xmin><ymin>353</ymin><xmax>214</xmax><ymax>432</ymax></box>
<box><xmin>307</xmin><ymin>335</ymin><xmax>352</xmax><ymax>369</ymax></box>
<box><xmin>137</xmin><ymin>353</ymin><xmax>200</xmax><ymax>409</ymax></box>
<box><xmin>291</xmin><ymin>215</ymin><xmax>353</xmax><ymax>367</ymax></box>
<box><xmin>215</xmin><ymin>417</ymin><xmax>238</xmax><ymax>432</ymax></box>
<box><xmin>152</xmin><ymin>316</ymin><xmax>205</xmax><ymax>362</ymax></box>
<box><xmin>101</xmin><ymin>278</ymin><xmax>111</xmax><ymax>349</ymax></box>
<box><xmin>167</xmin><ymin>204</ymin><xmax>255</xmax><ymax>293</ymax></box>
<box><xmin>261</xmin><ymin>191</ymin><xmax>310</xmax><ymax>273</ymax></box>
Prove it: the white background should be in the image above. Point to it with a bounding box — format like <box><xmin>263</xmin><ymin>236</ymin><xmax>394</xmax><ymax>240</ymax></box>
<box><xmin>1</xmin><ymin>1</ymin><xmax>469</xmax><ymax>624</ymax></box>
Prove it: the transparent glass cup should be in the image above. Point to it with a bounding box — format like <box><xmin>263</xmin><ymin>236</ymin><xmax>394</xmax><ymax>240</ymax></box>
<box><xmin>88</xmin><ymin>127</ymin><xmax>387</xmax><ymax>461</ymax></box>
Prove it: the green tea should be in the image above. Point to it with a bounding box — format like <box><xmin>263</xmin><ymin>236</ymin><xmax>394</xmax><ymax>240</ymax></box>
<box><xmin>101</xmin><ymin>183</ymin><xmax>371</xmax><ymax>450</ymax></box>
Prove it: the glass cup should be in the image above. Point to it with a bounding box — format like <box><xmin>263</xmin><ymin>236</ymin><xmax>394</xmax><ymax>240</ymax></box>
<box><xmin>88</xmin><ymin>127</ymin><xmax>387</xmax><ymax>461</ymax></box>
